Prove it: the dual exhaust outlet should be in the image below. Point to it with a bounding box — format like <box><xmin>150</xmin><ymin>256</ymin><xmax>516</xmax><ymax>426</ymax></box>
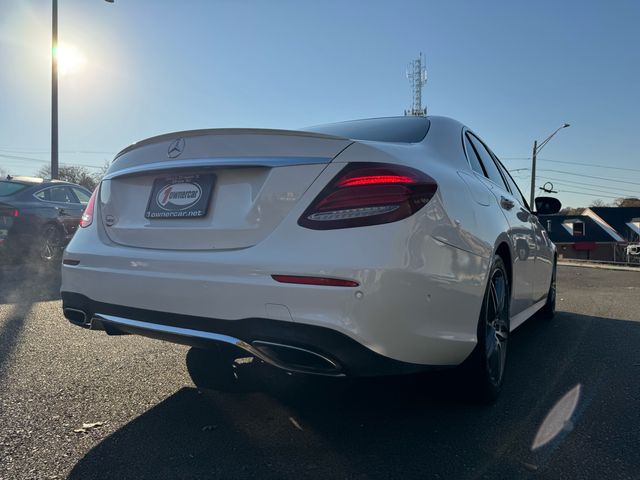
<box><xmin>62</xmin><ymin>308</ymin><xmax>342</xmax><ymax>376</ymax></box>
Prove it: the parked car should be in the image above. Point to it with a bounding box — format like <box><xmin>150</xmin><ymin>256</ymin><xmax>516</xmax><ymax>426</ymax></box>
<box><xmin>61</xmin><ymin>116</ymin><xmax>561</xmax><ymax>401</ymax></box>
<box><xmin>0</xmin><ymin>176</ymin><xmax>92</xmax><ymax>263</ymax></box>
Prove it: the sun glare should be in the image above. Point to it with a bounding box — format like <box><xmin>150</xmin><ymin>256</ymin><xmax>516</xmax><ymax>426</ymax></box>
<box><xmin>54</xmin><ymin>43</ymin><xmax>86</xmax><ymax>76</ymax></box>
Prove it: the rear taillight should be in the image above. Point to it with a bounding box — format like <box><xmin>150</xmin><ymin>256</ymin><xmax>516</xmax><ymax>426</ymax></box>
<box><xmin>0</xmin><ymin>208</ymin><xmax>19</xmax><ymax>217</ymax></box>
<box><xmin>79</xmin><ymin>187</ymin><xmax>98</xmax><ymax>228</ymax></box>
<box><xmin>298</xmin><ymin>163</ymin><xmax>437</xmax><ymax>230</ymax></box>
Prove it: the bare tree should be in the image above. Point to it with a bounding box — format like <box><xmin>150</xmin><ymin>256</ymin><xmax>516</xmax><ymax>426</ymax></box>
<box><xmin>559</xmin><ymin>206</ymin><xmax>584</xmax><ymax>215</ymax></box>
<box><xmin>95</xmin><ymin>160</ymin><xmax>111</xmax><ymax>181</ymax></box>
<box><xmin>37</xmin><ymin>164</ymin><xmax>98</xmax><ymax>191</ymax></box>
<box><xmin>614</xmin><ymin>197</ymin><xmax>640</xmax><ymax>208</ymax></box>
<box><xmin>589</xmin><ymin>199</ymin><xmax>607</xmax><ymax>207</ymax></box>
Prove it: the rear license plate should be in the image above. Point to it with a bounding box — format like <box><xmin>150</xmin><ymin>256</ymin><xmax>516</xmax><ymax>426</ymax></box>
<box><xmin>145</xmin><ymin>173</ymin><xmax>215</xmax><ymax>219</ymax></box>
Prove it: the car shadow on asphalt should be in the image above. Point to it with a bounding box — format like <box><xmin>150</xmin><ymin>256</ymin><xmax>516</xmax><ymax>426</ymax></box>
<box><xmin>0</xmin><ymin>261</ymin><xmax>61</xmax><ymax>304</ymax></box>
<box><xmin>0</xmin><ymin>260</ymin><xmax>61</xmax><ymax>380</ymax></box>
<box><xmin>68</xmin><ymin>312</ymin><xmax>640</xmax><ymax>480</ymax></box>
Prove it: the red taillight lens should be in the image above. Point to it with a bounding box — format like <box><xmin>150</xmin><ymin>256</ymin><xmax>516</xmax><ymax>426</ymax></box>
<box><xmin>272</xmin><ymin>275</ymin><xmax>359</xmax><ymax>287</ymax></box>
<box><xmin>298</xmin><ymin>163</ymin><xmax>437</xmax><ymax>230</ymax></box>
<box><xmin>0</xmin><ymin>208</ymin><xmax>19</xmax><ymax>217</ymax></box>
<box><xmin>79</xmin><ymin>187</ymin><xmax>98</xmax><ymax>228</ymax></box>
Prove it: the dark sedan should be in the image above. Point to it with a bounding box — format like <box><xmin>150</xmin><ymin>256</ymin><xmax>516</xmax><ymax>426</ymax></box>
<box><xmin>0</xmin><ymin>176</ymin><xmax>92</xmax><ymax>263</ymax></box>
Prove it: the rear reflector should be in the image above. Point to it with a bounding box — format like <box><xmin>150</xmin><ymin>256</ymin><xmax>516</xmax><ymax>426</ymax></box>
<box><xmin>299</xmin><ymin>162</ymin><xmax>437</xmax><ymax>230</ymax></box>
<box><xmin>272</xmin><ymin>275</ymin><xmax>359</xmax><ymax>287</ymax></box>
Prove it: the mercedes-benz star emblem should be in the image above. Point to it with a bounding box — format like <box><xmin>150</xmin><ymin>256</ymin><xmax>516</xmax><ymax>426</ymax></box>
<box><xmin>167</xmin><ymin>138</ymin><xmax>185</xmax><ymax>158</ymax></box>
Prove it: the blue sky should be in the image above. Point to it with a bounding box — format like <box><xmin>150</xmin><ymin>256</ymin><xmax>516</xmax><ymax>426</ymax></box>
<box><xmin>1</xmin><ymin>0</ymin><xmax>639</xmax><ymax>207</ymax></box>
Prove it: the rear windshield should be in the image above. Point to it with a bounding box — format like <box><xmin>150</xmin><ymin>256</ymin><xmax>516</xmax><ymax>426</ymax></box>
<box><xmin>303</xmin><ymin>117</ymin><xmax>430</xmax><ymax>143</ymax></box>
<box><xmin>0</xmin><ymin>181</ymin><xmax>28</xmax><ymax>197</ymax></box>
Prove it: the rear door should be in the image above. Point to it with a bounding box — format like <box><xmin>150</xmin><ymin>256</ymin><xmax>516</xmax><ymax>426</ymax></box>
<box><xmin>37</xmin><ymin>186</ymin><xmax>84</xmax><ymax>236</ymax></box>
<box><xmin>466</xmin><ymin>132</ymin><xmax>536</xmax><ymax>316</ymax></box>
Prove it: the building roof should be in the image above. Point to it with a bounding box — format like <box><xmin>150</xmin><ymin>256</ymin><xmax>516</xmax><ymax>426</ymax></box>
<box><xmin>538</xmin><ymin>214</ymin><xmax>620</xmax><ymax>243</ymax></box>
<box><xmin>583</xmin><ymin>207</ymin><xmax>640</xmax><ymax>242</ymax></box>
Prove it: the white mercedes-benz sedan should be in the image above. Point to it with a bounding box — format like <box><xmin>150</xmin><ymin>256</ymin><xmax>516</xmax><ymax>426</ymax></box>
<box><xmin>61</xmin><ymin>116</ymin><xmax>561</xmax><ymax>401</ymax></box>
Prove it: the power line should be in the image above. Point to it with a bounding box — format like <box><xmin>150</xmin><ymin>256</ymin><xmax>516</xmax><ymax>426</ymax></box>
<box><xmin>537</xmin><ymin>168</ymin><xmax>640</xmax><ymax>187</ymax></box>
<box><xmin>554</xmin><ymin>189</ymin><xmax>620</xmax><ymax>200</ymax></box>
<box><xmin>538</xmin><ymin>180</ymin><xmax>634</xmax><ymax>198</ymax></box>
<box><xmin>537</xmin><ymin>176</ymin><xmax>639</xmax><ymax>196</ymax></box>
<box><xmin>0</xmin><ymin>153</ymin><xmax>103</xmax><ymax>169</ymax></box>
<box><xmin>502</xmin><ymin>156</ymin><xmax>640</xmax><ymax>174</ymax></box>
<box><xmin>0</xmin><ymin>147</ymin><xmax>114</xmax><ymax>155</ymax></box>
<box><xmin>508</xmin><ymin>167</ymin><xmax>640</xmax><ymax>192</ymax></box>
<box><xmin>0</xmin><ymin>153</ymin><xmax>53</xmax><ymax>163</ymax></box>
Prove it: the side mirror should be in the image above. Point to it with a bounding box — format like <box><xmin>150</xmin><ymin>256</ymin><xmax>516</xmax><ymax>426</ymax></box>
<box><xmin>535</xmin><ymin>196</ymin><xmax>562</xmax><ymax>215</ymax></box>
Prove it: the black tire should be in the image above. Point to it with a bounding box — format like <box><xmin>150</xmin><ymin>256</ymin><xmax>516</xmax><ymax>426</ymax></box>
<box><xmin>538</xmin><ymin>258</ymin><xmax>557</xmax><ymax>320</ymax></box>
<box><xmin>37</xmin><ymin>224</ymin><xmax>63</xmax><ymax>264</ymax></box>
<box><xmin>462</xmin><ymin>254</ymin><xmax>511</xmax><ymax>403</ymax></box>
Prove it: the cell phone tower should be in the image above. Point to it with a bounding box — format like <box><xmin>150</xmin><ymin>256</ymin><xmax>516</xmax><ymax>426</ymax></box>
<box><xmin>404</xmin><ymin>53</ymin><xmax>427</xmax><ymax>116</ymax></box>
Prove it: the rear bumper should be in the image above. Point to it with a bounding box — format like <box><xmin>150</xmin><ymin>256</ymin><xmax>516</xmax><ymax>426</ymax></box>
<box><xmin>61</xmin><ymin>292</ymin><xmax>438</xmax><ymax>377</ymax></box>
<box><xmin>62</xmin><ymin>207</ymin><xmax>488</xmax><ymax>368</ymax></box>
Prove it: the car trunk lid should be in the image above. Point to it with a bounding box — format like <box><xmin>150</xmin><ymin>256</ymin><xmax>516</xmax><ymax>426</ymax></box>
<box><xmin>99</xmin><ymin>129</ymin><xmax>352</xmax><ymax>250</ymax></box>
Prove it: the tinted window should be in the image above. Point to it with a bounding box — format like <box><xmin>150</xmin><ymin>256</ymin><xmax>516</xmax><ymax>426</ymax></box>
<box><xmin>71</xmin><ymin>187</ymin><xmax>91</xmax><ymax>205</ymax></box>
<box><xmin>304</xmin><ymin>117</ymin><xmax>430</xmax><ymax>143</ymax></box>
<box><xmin>463</xmin><ymin>135</ymin><xmax>486</xmax><ymax>175</ymax></box>
<box><xmin>467</xmin><ymin>134</ymin><xmax>508</xmax><ymax>190</ymax></box>
<box><xmin>34</xmin><ymin>190</ymin><xmax>49</xmax><ymax>201</ymax></box>
<box><xmin>37</xmin><ymin>186</ymin><xmax>75</xmax><ymax>203</ymax></box>
<box><xmin>0</xmin><ymin>181</ymin><xmax>28</xmax><ymax>197</ymax></box>
<box><xmin>495</xmin><ymin>157</ymin><xmax>530</xmax><ymax>209</ymax></box>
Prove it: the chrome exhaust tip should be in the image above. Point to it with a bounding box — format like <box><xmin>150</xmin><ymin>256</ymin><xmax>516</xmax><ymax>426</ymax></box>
<box><xmin>63</xmin><ymin>308</ymin><xmax>89</xmax><ymax>327</ymax></box>
<box><xmin>251</xmin><ymin>340</ymin><xmax>342</xmax><ymax>375</ymax></box>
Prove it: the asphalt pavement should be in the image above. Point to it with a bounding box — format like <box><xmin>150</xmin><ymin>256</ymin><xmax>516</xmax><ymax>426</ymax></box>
<box><xmin>0</xmin><ymin>263</ymin><xmax>639</xmax><ymax>480</ymax></box>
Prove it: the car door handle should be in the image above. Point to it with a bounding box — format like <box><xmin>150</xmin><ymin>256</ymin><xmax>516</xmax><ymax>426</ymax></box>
<box><xmin>500</xmin><ymin>196</ymin><xmax>515</xmax><ymax>210</ymax></box>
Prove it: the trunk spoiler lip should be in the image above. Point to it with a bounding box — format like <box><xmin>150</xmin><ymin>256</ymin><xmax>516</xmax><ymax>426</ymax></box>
<box><xmin>102</xmin><ymin>156</ymin><xmax>338</xmax><ymax>181</ymax></box>
<box><xmin>113</xmin><ymin>128</ymin><xmax>349</xmax><ymax>161</ymax></box>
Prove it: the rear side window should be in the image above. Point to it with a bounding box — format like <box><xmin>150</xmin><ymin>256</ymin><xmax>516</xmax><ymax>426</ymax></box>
<box><xmin>35</xmin><ymin>186</ymin><xmax>75</xmax><ymax>203</ymax></box>
<box><xmin>71</xmin><ymin>187</ymin><xmax>91</xmax><ymax>205</ymax></box>
<box><xmin>0</xmin><ymin>181</ymin><xmax>28</xmax><ymax>197</ymax></box>
<box><xmin>466</xmin><ymin>134</ymin><xmax>508</xmax><ymax>191</ymax></box>
<box><xmin>495</xmin><ymin>157</ymin><xmax>530</xmax><ymax>210</ymax></box>
<box><xmin>463</xmin><ymin>135</ymin><xmax>486</xmax><ymax>175</ymax></box>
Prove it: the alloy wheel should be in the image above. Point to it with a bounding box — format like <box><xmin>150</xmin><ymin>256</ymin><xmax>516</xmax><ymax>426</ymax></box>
<box><xmin>484</xmin><ymin>268</ymin><xmax>509</xmax><ymax>387</ymax></box>
<box><xmin>40</xmin><ymin>227</ymin><xmax>59</xmax><ymax>261</ymax></box>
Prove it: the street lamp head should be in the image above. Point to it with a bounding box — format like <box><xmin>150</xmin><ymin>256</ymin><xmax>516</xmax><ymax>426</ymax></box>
<box><xmin>562</xmin><ymin>123</ymin><xmax>570</xmax><ymax>128</ymax></box>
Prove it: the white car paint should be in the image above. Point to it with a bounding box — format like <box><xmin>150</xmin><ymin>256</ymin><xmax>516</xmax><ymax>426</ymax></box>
<box><xmin>61</xmin><ymin>116</ymin><xmax>555</xmax><ymax>371</ymax></box>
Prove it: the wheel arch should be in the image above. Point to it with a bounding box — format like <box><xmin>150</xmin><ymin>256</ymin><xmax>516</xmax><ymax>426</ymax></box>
<box><xmin>494</xmin><ymin>240</ymin><xmax>513</xmax><ymax>296</ymax></box>
<box><xmin>41</xmin><ymin>219</ymin><xmax>65</xmax><ymax>237</ymax></box>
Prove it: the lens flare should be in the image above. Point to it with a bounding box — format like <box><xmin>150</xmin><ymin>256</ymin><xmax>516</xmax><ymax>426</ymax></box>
<box><xmin>55</xmin><ymin>43</ymin><xmax>86</xmax><ymax>76</ymax></box>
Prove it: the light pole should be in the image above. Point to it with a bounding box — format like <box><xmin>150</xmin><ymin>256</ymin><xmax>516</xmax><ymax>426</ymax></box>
<box><xmin>51</xmin><ymin>0</ymin><xmax>113</xmax><ymax>180</ymax></box>
<box><xmin>51</xmin><ymin>0</ymin><xmax>58</xmax><ymax>179</ymax></box>
<box><xmin>529</xmin><ymin>123</ymin><xmax>570</xmax><ymax>208</ymax></box>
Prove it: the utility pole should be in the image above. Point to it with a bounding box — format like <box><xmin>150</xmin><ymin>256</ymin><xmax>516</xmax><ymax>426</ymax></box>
<box><xmin>529</xmin><ymin>140</ymin><xmax>537</xmax><ymax>209</ymax></box>
<box><xmin>50</xmin><ymin>0</ymin><xmax>113</xmax><ymax>180</ymax></box>
<box><xmin>529</xmin><ymin>124</ymin><xmax>570</xmax><ymax>209</ymax></box>
<box><xmin>51</xmin><ymin>0</ymin><xmax>59</xmax><ymax>179</ymax></box>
